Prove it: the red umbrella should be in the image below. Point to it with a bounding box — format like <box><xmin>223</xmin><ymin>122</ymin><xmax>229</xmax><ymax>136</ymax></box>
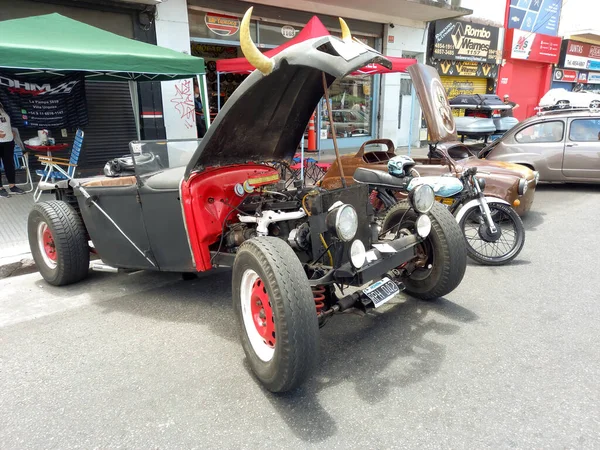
<box><xmin>215</xmin><ymin>16</ymin><xmax>415</xmax><ymax>75</ymax></box>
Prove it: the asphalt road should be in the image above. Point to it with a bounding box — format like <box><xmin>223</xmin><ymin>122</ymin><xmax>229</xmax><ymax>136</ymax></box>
<box><xmin>1</xmin><ymin>183</ymin><xmax>599</xmax><ymax>449</ymax></box>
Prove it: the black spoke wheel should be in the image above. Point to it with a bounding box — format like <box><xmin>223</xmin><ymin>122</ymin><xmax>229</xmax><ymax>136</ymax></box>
<box><xmin>459</xmin><ymin>203</ymin><xmax>525</xmax><ymax>265</ymax></box>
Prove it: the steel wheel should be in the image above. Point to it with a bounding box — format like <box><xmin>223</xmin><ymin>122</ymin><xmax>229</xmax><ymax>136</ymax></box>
<box><xmin>460</xmin><ymin>203</ymin><xmax>525</xmax><ymax>265</ymax></box>
<box><xmin>240</xmin><ymin>269</ymin><xmax>276</xmax><ymax>362</ymax></box>
<box><xmin>37</xmin><ymin>221</ymin><xmax>57</xmax><ymax>269</ymax></box>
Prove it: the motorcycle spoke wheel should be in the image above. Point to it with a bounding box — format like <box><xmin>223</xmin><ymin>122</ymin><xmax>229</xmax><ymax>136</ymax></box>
<box><xmin>460</xmin><ymin>203</ymin><xmax>525</xmax><ymax>265</ymax></box>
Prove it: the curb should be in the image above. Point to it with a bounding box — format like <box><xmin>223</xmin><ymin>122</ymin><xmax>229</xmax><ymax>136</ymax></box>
<box><xmin>0</xmin><ymin>253</ymin><xmax>37</xmax><ymax>280</ymax></box>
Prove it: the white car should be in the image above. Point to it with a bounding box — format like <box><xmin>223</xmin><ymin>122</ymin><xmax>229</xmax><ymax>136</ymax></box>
<box><xmin>539</xmin><ymin>88</ymin><xmax>600</xmax><ymax>110</ymax></box>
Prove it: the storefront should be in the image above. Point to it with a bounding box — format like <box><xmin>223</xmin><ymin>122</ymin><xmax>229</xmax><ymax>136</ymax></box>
<box><xmin>427</xmin><ymin>18</ymin><xmax>502</xmax><ymax>112</ymax></box>
<box><xmin>187</xmin><ymin>0</ymin><xmax>383</xmax><ymax>150</ymax></box>
<box><xmin>0</xmin><ymin>0</ymin><xmax>162</xmax><ymax>173</ymax></box>
<box><xmin>551</xmin><ymin>40</ymin><xmax>600</xmax><ymax>93</ymax></box>
<box><xmin>497</xmin><ymin>28</ymin><xmax>561</xmax><ymax>119</ymax></box>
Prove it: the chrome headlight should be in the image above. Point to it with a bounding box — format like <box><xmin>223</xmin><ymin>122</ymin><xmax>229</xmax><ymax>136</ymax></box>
<box><xmin>326</xmin><ymin>204</ymin><xmax>358</xmax><ymax>242</ymax></box>
<box><xmin>415</xmin><ymin>214</ymin><xmax>432</xmax><ymax>238</ymax></box>
<box><xmin>518</xmin><ymin>178</ymin><xmax>528</xmax><ymax>196</ymax></box>
<box><xmin>533</xmin><ymin>171</ymin><xmax>540</xmax><ymax>185</ymax></box>
<box><xmin>409</xmin><ymin>184</ymin><xmax>435</xmax><ymax>214</ymax></box>
<box><xmin>350</xmin><ymin>239</ymin><xmax>366</xmax><ymax>268</ymax></box>
<box><xmin>477</xmin><ymin>177</ymin><xmax>486</xmax><ymax>191</ymax></box>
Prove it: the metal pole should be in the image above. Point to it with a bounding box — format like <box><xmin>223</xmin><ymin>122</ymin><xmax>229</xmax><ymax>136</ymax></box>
<box><xmin>322</xmin><ymin>72</ymin><xmax>346</xmax><ymax>187</ymax></box>
<box><xmin>300</xmin><ymin>135</ymin><xmax>305</xmax><ymax>186</ymax></box>
<box><xmin>128</xmin><ymin>80</ymin><xmax>141</xmax><ymax>140</ymax></box>
<box><xmin>217</xmin><ymin>71</ymin><xmax>221</xmax><ymax>112</ymax></box>
<box><xmin>197</xmin><ymin>74</ymin><xmax>211</xmax><ymax>130</ymax></box>
<box><xmin>408</xmin><ymin>82</ymin><xmax>416</xmax><ymax>156</ymax></box>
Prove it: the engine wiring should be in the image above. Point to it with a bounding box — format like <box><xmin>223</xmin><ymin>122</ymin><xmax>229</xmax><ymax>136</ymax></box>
<box><xmin>302</xmin><ymin>192</ymin><xmax>334</xmax><ymax>266</ymax></box>
<box><xmin>210</xmin><ymin>196</ymin><xmax>251</xmax><ymax>266</ymax></box>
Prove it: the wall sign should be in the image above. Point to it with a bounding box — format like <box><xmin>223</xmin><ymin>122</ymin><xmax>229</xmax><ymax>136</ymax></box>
<box><xmin>0</xmin><ymin>73</ymin><xmax>88</xmax><ymax>129</ymax></box>
<box><xmin>587</xmin><ymin>72</ymin><xmax>600</xmax><ymax>84</ymax></box>
<box><xmin>432</xmin><ymin>19</ymin><xmax>501</xmax><ymax>63</ymax></box>
<box><xmin>508</xmin><ymin>0</ymin><xmax>562</xmax><ymax>37</ymax></box>
<box><xmin>428</xmin><ymin>58</ymin><xmax>498</xmax><ymax>79</ymax></box>
<box><xmin>509</xmin><ymin>29</ymin><xmax>560</xmax><ymax>64</ymax></box>
<box><xmin>553</xmin><ymin>69</ymin><xmax>578</xmax><ymax>82</ymax></box>
<box><xmin>205</xmin><ymin>13</ymin><xmax>240</xmax><ymax>37</ymax></box>
<box><xmin>281</xmin><ymin>25</ymin><xmax>296</xmax><ymax>39</ymax></box>
<box><xmin>564</xmin><ymin>40</ymin><xmax>600</xmax><ymax>71</ymax></box>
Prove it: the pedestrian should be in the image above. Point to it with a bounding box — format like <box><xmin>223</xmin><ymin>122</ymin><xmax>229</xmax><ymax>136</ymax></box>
<box><xmin>194</xmin><ymin>82</ymin><xmax>207</xmax><ymax>138</ymax></box>
<box><xmin>0</xmin><ymin>102</ymin><xmax>25</xmax><ymax>198</ymax></box>
<box><xmin>501</xmin><ymin>94</ymin><xmax>519</xmax><ymax>118</ymax></box>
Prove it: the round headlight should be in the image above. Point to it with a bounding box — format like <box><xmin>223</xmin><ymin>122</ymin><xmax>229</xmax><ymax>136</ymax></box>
<box><xmin>350</xmin><ymin>239</ymin><xmax>366</xmax><ymax>268</ymax></box>
<box><xmin>326</xmin><ymin>204</ymin><xmax>358</xmax><ymax>242</ymax></box>
<box><xmin>415</xmin><ymin>214</ymin><xmax>432</xmax><ymax>238</ymax></box>
<box><xmin>409</xmin><ymin>184</ymin><xmax>435</xmax><ymax>214</ymax></box>
<box><xmin>477</xmin><ymin>177</ymin><xmax>486</xmax><ymax>191</ymax></box>
<box><xmin>518</xmin><ymin>178</ymin><xmax>528</xmax><ymax>196</ymax></box>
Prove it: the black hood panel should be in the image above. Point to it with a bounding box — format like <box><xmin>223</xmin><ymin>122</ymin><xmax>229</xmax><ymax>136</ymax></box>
<box><xmin>185</xmin><ymin>36</ymin><xmax>391</xmax><ymax>177</ymax></box>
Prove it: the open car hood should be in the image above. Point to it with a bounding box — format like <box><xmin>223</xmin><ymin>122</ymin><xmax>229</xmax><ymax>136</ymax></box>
<box><xmin>407</xmin><ymin>63</ymin><xmax>458</xmax><ymax>143</ymax></box>
<box><xmin>185</xmin><ymin>36</ymin><xmax>391</xmax><ymax>178</ymax></box>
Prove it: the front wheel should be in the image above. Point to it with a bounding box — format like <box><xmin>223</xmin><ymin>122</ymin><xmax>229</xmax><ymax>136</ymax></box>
<box><xmin>232</xmin><ymin>237</ymin><xmax>319</xmax><ymax>393</ymax></box>
<box><xmin>459</xmin><ymin>202</ymin><xmax>525</xmax><ymax>265</ymax></box>
<box><xmin>382</xmin><ymin>201</ymin><xmax>467</xmax><ymax>300</ymax></box>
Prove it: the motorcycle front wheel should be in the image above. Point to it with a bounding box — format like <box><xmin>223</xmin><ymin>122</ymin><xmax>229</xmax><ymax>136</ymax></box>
<box><xmin>458</xmin><ymin>202</ymin><xmax>525</xmax><ymax>265</ymax></box>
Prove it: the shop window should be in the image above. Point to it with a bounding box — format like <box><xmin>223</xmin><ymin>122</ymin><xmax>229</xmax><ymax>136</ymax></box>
<box><xmin>321</xmin><ymin>75</ymin><xmax>373</xmax><ymax>139</ymax></box>
<box><xmin>569</xmin><ymin>119</ymin><xmax>600</xmax><ymax>142</ymax></box>
<box><xmin>258</xmin><ymin>22</ymin><xmax>298</xmax><ymax>46</ymax></box>
<box><xmin>515</xmin><ymin>121</ymin><xmax>564</xmax><ymax>143</ymax></box>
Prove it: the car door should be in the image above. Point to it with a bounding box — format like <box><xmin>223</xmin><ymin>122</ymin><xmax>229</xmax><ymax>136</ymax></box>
<box><xmin>563</xmin><ymin>117</ymin><xmax>600</xmax><ymax>180</ymax></box>
<box><xmin>488</xmin><ymin>119</ymin><xmax>566</xmax><ymax>181</ymax></box>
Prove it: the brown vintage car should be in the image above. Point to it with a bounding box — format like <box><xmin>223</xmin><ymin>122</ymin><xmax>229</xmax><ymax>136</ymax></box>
<box><xmin>320</xmin><ymin>63</ymin><xmax>538</xmax><ymax>216</ymax></box>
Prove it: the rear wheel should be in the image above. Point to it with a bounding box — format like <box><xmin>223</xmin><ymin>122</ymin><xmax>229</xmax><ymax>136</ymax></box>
<box><xmin>232</xmin><ymin>237</ymin><xmax>319</xmax><ymax>393</ymax></box>
<box><xmin>28</xmin><ymin>201</ymin><xmax>90</xmax><ymax>286</ymax></box>
<box><xmin>382</xmin><ymin>201</ymin><xmax>467</xmax><ymax>300</ymax></box>
<box><xmin>459</xmin><ymin>202</ymin><xmax>525</xmax><ymax>265</ymax></box>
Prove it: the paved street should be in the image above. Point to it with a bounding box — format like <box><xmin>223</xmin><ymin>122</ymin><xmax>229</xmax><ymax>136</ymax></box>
<box><xmin>1</xmin><ymin>183</ymin><xmax>599</xmax><ymax>449</ymax></box>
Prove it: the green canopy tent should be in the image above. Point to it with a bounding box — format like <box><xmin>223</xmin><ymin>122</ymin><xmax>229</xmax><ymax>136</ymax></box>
<box><xmin>0</xmin><ymin>13</ymin><xmax>209</xmax><ymax>137</ymax></box>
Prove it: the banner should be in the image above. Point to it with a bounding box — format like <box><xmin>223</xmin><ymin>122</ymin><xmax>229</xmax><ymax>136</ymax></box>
<box><xmin>564</xmin><ymin>40</ymin><xmax>600</xmax><ymax>71</ymax></box>
<box><xmin>508</xmin><ymin>0</ymin><xmax>562</xmax><ymax>37</ymax></box>
<box><xmin>508</xmin><ymin>29</ymin><xmax>561</xmax><ymax>64</ymax></box>
<box><xmin>429</xmin><ymin>58</ymin><xmax>499</xmax><ymax>79</ymax></box>
<box><xmin>432</xmin><ymin>19</ymin><xmax>501</xmax><ymax>63</ymax></box>
<box><xmin>0</xmin><ymin>73</ymin><xmax>88</xmax><ymax>129</ymax></box>
<box><xmin>553</xmin><ymin>68</ymin><xmax>578</xmax><ymax>82</ymax></box>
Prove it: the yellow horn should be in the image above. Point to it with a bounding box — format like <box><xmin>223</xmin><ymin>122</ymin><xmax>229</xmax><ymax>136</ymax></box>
<box><xmin>339</xmin><ymin>18</ymin><xmax>351</xmax><ymax>43</ymax></box>
<box><xmin>240</xmin><ymin>7</ymin><xmax>273</xmax><ymax>75</ymax></box>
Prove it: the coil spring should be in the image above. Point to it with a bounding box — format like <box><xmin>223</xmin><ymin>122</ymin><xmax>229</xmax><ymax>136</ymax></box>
<box><xmin>312</xmin><ymin>285</ymin><xmax>326</xmax><ymax>312</ymax></box>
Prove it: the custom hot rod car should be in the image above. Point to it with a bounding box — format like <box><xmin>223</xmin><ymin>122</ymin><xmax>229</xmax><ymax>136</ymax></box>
<box><xmin>321</xmin><ymin>64</ymin><xmax>539</xmax><ymax>217</ymax></box>
<box><xmin>28</xmin><ymin>10</ymin><xmax>467</xmax><ymax>393</ymax></box>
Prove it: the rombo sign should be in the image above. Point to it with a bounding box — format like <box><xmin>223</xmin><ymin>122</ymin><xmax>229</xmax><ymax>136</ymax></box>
<box><xmin>432</xmin><ymin>19</ymin><xmax>501</xmax><ymax>63</ymax></box>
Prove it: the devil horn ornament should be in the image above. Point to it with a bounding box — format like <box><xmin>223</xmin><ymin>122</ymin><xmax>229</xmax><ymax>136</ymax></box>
<box><xmin>240</xmin><ymin>7</ymin><xmax>274</xmax><ymax>75</ymax></box>
<box><xmin>339</xmin><ymin>18</ymin><xmax>352</xmax><ymax>43</ymax></box>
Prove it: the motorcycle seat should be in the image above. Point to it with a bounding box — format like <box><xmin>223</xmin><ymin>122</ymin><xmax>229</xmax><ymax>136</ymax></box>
<box><xmin>353</xmin><ymin>167</ymin><xmax>408</xmax><ymax>188</ymax></box>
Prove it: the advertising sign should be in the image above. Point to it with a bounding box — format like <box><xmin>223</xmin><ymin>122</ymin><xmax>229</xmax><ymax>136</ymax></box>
<box><xmin>553</xmin><ymin>69</ymin><xmax>578</xmax><ymax>82</ymax></box>
<box><xmin>432</xmin><ymin>19</ymin><xmax>501</xmax><ymax>63</ymax></box>
<box><xmin>587</xmin><ymin>72</ymin><xmax>600</xmax><ymax>84</ymax></box>
<box><xmin>0</xmin><ymin>73</ymin><xmax>88</xmax><ymax>129</ymax></box>
<box><xmin>428</xmin><ymin>58</ymin><xmax>499</xmax><ymax>79</ymax></box>
<box><xmin>508</xmin><ymin>0</ymin><xmax>562</xmax><ymax>37</ymax></box>
<box><xmin>564</xmin><ymin>40</ymin><xmax>600</xmax><ymax>71</ymax></box>
<box><xmin>509</xmin><ymin>29</ymin><xmax>560</xmax><ymax>64</ymax></box>
<box><xmin>205</xmin><ymin>13</ymin><xmax>240</xmax><ymax>37</ymax></box>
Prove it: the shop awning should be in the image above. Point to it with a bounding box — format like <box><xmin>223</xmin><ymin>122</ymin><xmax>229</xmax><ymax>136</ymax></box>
<box><xmin>215</xmin><ymin>15</ymin><xmax>415</xmax><ymax>75</ymax></box>
<box><xmin>0</xmin><ymin>13</ymin><xmax>204</xmax><ymax>81</ymax></box>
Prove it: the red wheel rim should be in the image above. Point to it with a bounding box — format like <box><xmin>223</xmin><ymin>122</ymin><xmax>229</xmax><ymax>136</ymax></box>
<box><xmin>42</xmin><ymin>226</ymin><xmax>57</xmax><ymax>261</ymax></box>
<box><xmin>250</xmin><ymin>278</ymin><xmax>276</xmax><ymax>348</ymax></box>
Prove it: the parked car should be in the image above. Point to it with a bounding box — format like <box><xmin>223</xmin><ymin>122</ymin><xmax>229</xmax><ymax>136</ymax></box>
<box><xmin>27</xmin><ymin>14</ymin><xmax>467</xmax><ymax>393</ymax></box>
<box><xmin>321</xmin><ymin>64</ymin><xmax>538</xmax><ymax>216</ymax></box>
<box><xmin>539</xmin><ymin>88</ymin><xmax>600</xmax><ymax>110</ymax></box>
<box><xmin>322</xmin><ymin>109</ymin><xmax>370</xmax><ymax>137</ymax></box>
<box><xmin>479</xmin><ymin>109</ymin><xmax>600</xmax><ymax>182</ymax></box>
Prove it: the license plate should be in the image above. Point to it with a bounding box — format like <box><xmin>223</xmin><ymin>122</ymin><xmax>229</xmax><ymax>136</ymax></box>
<box><xmin>363</xmin><ymin>277</ymin><xmax>400</xmax><ymax>308</ymax></box>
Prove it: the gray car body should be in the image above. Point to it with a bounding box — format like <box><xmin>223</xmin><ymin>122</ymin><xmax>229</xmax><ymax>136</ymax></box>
<box><xmin>481</xmin><ymin>109</ymin><xmax>600</xmax><ymax>182</ymax></box>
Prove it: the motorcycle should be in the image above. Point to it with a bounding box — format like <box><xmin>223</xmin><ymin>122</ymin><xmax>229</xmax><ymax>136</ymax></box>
<box><xmin>354</xmin><ymin>156</ymin><xmax>526</xmax><ymax>265</ymax></box>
